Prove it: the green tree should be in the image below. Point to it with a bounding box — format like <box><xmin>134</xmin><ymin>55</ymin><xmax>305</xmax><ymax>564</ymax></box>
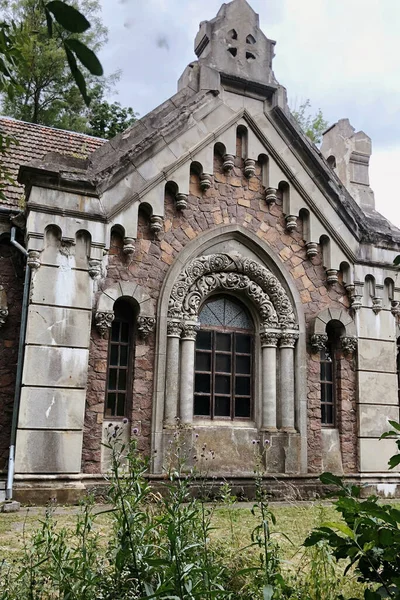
<box><xmin>87</xmin><ymin>86</ymin><xmax>138</xmax><ymax>139</ymax></box>
<box><xmin>0</xmin><ymin>0</ymin><xmax>112</xmax><ymax>132</ymax></box>
<box><xmin>292</xmin><ymin>99</ymin><xmax>329</xmax><ymax>144</ymax></box>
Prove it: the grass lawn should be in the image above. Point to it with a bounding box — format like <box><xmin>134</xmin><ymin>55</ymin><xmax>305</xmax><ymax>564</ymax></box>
<box><xmin>0</xmin><ymin>501</ymin><xmax>366</xmax><ymax>598</ymax></box>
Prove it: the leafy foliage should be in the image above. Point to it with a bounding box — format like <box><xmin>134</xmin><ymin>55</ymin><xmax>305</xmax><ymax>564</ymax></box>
<box><xmin>305</xmin><ymin>421</ymin><xmax>400</xmax><ymax>599</ymax></box>
<box><xmin>291</xmin><ymin>99</ymin><xmax>329</xmax><ymax>144</ymax></box>
<box><xmin>87</xmin><ymin>88</ymin><xmax>138</xmax><ymax>139</ymax></box>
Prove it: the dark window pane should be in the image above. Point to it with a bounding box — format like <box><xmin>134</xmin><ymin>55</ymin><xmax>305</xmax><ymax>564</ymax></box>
<box><xmin>120</xmin><ymin>346</ymin><xmax>128</xmax><ymax>366</ymax></box>
<box><xmin>111</xmin><ymin>321</ymin><xmax>120</xmax><ymax>342</ymax></box>
<box><xmin>196</xmin><ymin>352</ymin><xmax>211</xmax><ymax>372</ymax></box>
<box><xmin>216</xmin><ymin>354</ymin><xmax>231</xmax><ymax>372</ymax></box>
<box><xmin>106</xmin><ymin>393</ymin><xmax>116</xmax><ymax>416</ymax></box>
<box><xmin>120</xmin><ymin>322</ymin><xmax>129</xmax><ymax>343</ymax></box>
<box><xmin>321</xmin><ymin>403</ymin><xmax>326</xmax><ymax>424</ymax></box>
<box><xmin>215</xmin><ymin>396</ymin><xmax>230</xmax><ymax>417</ymax></box>
<box><xmin>118</xmin><ymin>370</ymin><xmax>127</xmax><ymax>391</ymax></box>
<box><xmin>194</xmin><ymin>395</ymin><xmax>210</xmax><ymax>416</ymax></box>
<box><xmin>108</xmin><ymin>369</ymin><xmax>117</xmax><ymax>390</ymax></box>
<box><xmin>110</xmin><ymin>345</ymin><xmax>119</xmax><ymax>366</ymax></box>
<box><xmin>197</xmin><ymin>331</ymin><xmax>212</xmax><ymax>350</ymax></box>
<box><xmin>236</xmin><ymin>334</ymin><xmax>251</xmax><ymax>353</ymax></box>
<box><xmin>235</xmin><ymin>397</ymin><xmax>251</xmax><ymax>418</ymax></box>
<box><xmin>236</xmin><ymin>355</ymin><xmax>251</xmax><ymax>374</ymax></box>
<box><xmin>235</xmin><ymin>376</ymin><xmax>250</xmax><ymax>396</ymax></box>
<box><xmin>216</xmin><ymin>333</ymin><xmax>231</xmax><ymax>351</ymax></box>
<box><xmin>326</xmin><ymin>404</ymin><xmax>334</xmax><ymax>425</ymax></box>
<box><xmin>195</xmin><ymin>373</ymin><xmax>211</xmax><ymax>393</ymax></box>
<box><xmin>215</xmin><ymin>374</ymin><xmax>230</xmax><ymax>394</ymax></box>
<box><xmin>325</xmin><ymin>361</ymin><xmax>333</xmax><ymax>381</ymax></box>
<box><xmin>117</xmin><ymin>393</ymin><xmax>125</xmax><ymax>417</ymax></box>
<box><xmin>320</xmin><ymin>362</ymin><xmax>326</xmax><ymax>381</ymax></box>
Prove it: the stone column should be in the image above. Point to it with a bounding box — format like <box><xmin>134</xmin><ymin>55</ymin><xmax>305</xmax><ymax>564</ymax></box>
<box><xmin>179</xmin><ymin>321</ymin><xmax>199</xmax><ymax>424</ymax></box>
<box><xmin>164</xmin><ymin>320</ymin><xmax>182</xmax><ymax>425</ymax></box>
<box><xmin>260</xmin><ymin>330</ymin><xmax>280</xmax><ymax>430</ymax></box>
<box><xmin>279</xmin><ymin>331</ymin><xmax>299</xmax><ymax>432</ymax></box>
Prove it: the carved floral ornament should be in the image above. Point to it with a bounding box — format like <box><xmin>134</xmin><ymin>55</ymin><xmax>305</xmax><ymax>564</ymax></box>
<box><xmin>167</xmin><ymin>253</ymin><xmax>297</xmax><ymax>330</ymax></box>
<box><xmin>310</xmin><ymin>333</ymin><xmax>358</xmax><ymax>355</ymax></box>
<box><xmin>94</xmin><ymin>311</ymin><xmax>156</xmax><ymax>339</ymax></box>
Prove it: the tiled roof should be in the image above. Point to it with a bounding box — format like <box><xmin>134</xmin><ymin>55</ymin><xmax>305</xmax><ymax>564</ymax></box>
<box><xmin>0</xmin><ymin>117</ymin><xmax>105</xmax><ymax>209</ymax></box>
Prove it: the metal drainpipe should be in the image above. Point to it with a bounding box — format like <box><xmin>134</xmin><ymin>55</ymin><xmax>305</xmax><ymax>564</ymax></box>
<box><xmin>6</xmin><ymin>227</ymin><xmax>29</xmax><ymax>501</ymax></box>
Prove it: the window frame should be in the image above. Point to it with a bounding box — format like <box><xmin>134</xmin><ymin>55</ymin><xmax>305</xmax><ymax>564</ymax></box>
<box><xmin>194</xmin><ymin>296</ymin><xmax>254</xmax><ymax>421</ymax></box>
<box><xmin>105</xmin><ymin>302</ymin><xmax>135</xmax><ymax>419</ymax></box>
<box><xmin>320</xmin><ymin>342</ymin><xmax>336</xmax><ymax>427</ymax></box>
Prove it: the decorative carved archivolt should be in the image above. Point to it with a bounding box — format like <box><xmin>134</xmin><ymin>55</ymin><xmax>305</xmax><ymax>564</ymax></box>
<box><xmin>310</xmin><ymin>333</ymin><xmax>328</xmax><ymax>353</ymax></box>
<box><xmin>137</xmin><ymin>316</ymin><xmax>156</xmax><ymax>338</ymax></box>
<box><xmin>168</xmin><ymin>253</ymin><xmax>297</xmax><ymax>329</ymax></box>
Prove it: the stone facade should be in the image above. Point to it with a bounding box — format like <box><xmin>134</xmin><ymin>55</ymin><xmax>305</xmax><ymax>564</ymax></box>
<box><xmin>1</xmin><ymin>0</ymin><xmax>400</xmax><ymax>501</ymax></box>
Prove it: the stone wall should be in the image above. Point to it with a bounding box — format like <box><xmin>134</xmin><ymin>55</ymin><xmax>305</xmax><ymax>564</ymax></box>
<box><xmin>0</xmin><ymin>241</ymin><xmax>24</xmax><ymax>471</ymax></box>
<box><xmin>83</xmin><ymin>150</ymin><xmax>355</xmax><ymax>474</ymax></box>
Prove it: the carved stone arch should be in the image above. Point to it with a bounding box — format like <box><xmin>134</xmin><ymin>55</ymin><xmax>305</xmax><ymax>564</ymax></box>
<box><xmin>311</xmin><ymin>307</ymin><xmax>357</xmax><ymax>354</ymax></box>
<box><xmin>167</xmin><ymin>253</ymin><xmax>297</xmax><ymax>329</ymax></box>
<box><xmin>95</xmin><ymin>282</ymin><xmax>156</xmax><ymax>339</ymax></box>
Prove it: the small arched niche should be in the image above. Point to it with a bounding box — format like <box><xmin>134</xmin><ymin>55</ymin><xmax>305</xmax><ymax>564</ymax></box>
<box><xmin>236</xmin><ymin>125</ymin><xmax>248</xmax><ymax>159</ymax></box>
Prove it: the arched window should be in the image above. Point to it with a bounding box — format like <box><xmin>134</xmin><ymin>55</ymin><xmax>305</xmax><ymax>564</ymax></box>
<box><xmin>320</xmin><ymin>320</ymin><xmax>344</xmax><ymax>427</ymax></box>
<box><xmin>105</xmin><ymin>299</ymin><xmax>135</xmax><ymax>418</ymax></box>
<box><xmin>194</xmin><ymin>296</ymin><xmax>254</xmax><ymax>420</ymax></box>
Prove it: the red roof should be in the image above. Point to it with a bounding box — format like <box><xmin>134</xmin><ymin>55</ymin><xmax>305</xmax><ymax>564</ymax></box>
<box><xmin>0</xmin><ymin>117</ymin><xmax>105</xmax><ymax>209</ymax></box>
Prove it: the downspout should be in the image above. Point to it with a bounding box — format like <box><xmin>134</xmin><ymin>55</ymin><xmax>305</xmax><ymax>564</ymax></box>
<box><xmin>6</xmin><ymin>227</ymin><xmax>29</xmax><ymax>501</ymax></box>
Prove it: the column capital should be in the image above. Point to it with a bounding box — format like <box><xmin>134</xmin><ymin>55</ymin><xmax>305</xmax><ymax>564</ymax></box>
<box><xmin>310</xmin><ymin>333</ymin><xmax>328</xmax><ymax>353</ymax></box>
<box><xmin>260</xmin><ymin>329</ymin><xmax>280</xmax><ymax>347</ymax></box>
<box><xmin>181</xmin><ymin>321</ymin><xmax>200</xmax><ymax>341</ymax></box>
<box><xmin>167</xmin><ymin>319</ymin><xmax>182</xmax><ymax>338</ymax></box>
<box><xmin>279</xmin><ymin>331</ymin><xmax>299</xmax><ymax>349</ymax></box>
<box><xmin>341</xmin><ymin>336</ymin><xmax>357</xmax><ymax>355</ymax></box>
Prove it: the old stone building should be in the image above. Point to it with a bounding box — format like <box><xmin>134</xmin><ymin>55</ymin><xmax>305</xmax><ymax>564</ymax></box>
<box><xmin>1</xmin><ymin>0</ymin><xmax>400</xmax><ymax>502</ymax></box>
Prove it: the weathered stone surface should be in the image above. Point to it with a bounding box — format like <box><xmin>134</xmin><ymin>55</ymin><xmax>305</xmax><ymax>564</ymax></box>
<box><xmin>358</xmin><ymin>371</ymin><xmax>398</xmax><ymax>405</ymax></box>
<box><xmin>22</xmin><ymin>346</ymin><xmax>89</xmax><ymax>388</ymax></box>
<box><xmin>31</xmin><ymin>266</ymin><xmax>92</xmax><ymax>309</ymax></box>
<box><xmin>15</xmin><ymin>430</ymin><xmax>83</xmax><ymax>473</ymax></box>
<box><xmin>358</xmin><ymin>338</ymin><xmax>396</xmax><ymax>372</ymax></box>
<box><xmin>359</xmin><ymin>404</ymin><xmax>400</xmax><ymax>438</ymax></box>
<box><xmin>359</xmin><ymin>438</ymin><xmax>400</xmax><ymax>472</ymax></box>
<box><xmin>26</xmin><ymin>306</ymin><xmax>91</xmax><ymax>348</ymax></box>
<box><xmin>321</xmin><ymin>428</ymin><xmax>343</xmax><ymax>474</ymax></box>
<box><xmin>18</xmin><ymin>388</ymin><xmax>86</xmax><ymax>429</ymax></box>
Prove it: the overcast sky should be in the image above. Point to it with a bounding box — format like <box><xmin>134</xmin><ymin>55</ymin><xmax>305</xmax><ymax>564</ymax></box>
<box><xmin>98</xmin><ymin>0</ymin><xmax>400</xmax><ymax>227</ymax></box>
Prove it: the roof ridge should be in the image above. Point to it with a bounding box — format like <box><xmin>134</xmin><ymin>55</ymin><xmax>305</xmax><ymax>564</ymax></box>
<box><xmin>0</xmin><ymin>115</ymin><xmax>106</xmax><ymax>142</ymax></box>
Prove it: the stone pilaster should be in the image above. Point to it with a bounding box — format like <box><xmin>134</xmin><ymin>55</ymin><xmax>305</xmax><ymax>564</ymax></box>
<box><xmin>260</xmin><ymin>330</ymin><xmax>280</xmax><ymax>430</ymax></box>
<box><xmin>279</xmin><ymin>331</ymin><xmax>298</xmax><ymax>432</ymax></box>
<box><xmin>164</xmin><ymin>320</ymin><xmax>182</xmax><ymax>425</ymax></box>
<box><xmin>179</xmin><ymin>321</ymin><xmax>199</xmax><ymax>424</ymax></box>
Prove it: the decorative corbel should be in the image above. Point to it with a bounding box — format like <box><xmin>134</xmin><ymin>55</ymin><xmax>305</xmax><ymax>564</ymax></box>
<box><xmin>222</xmin><ymin>154</ymin><xmax>235</xmax><ymax>172</ymax></box>
<box><xmin>264</xmin><ymin>187</ymin><xmax>278</xmax><ymax>204</ymax></box>
<box><xmin>372</xmin><ymin>297</ymin><xmax>383</xmax><ymax>315</ymax></box>
<box><xmin>137</xmin><ymin>316</ymin><xmax>156</xmax><ymax>339</ymax></box>
<box><xmin>341</xmin><ymin>336</ymin><xmax>358</xmax><ymax>355</ymax></box>
<box><xmin>175</xmin><ymin>193</ymin><xmax>188</xmax><ymax>210</ymax></box>
<box><xmin>310</xmin><ymin>333</ymin><xmax>328</xmax><ymax>353</ymax></box>
<box><xmin>0</xmin><ymin>307</ymin><xmax>8</xmax><ymax>329</ymax></box>
<box><xmin>306</xmin><ymin>242</ymin><xmax>318</xmax><ymax>259</ymax></box>
<box><xmin>200</xmin><ymin>173</ymin><xmax>212</xmax><ymax>192</ymax></box>
<box><xmin>123</xmin><ymin>237</ymin><xmax>135</xmax><ymax>256</ymax></box>
<box><xmin>95</xmin><ymin>310</ymin><xmax>115</xmax><ymax>338</ymax></box>
<box><xmin>244</xmin><ymin>158</ymin><xmax>256</xmax><ymax>178</ymax></box>
<box><xmin>88</xmin><ymin>258</ymin><xmax>102</xmax><ymax>279</ymax></box>
<box><xmin>150</xmin><ymin>215</ymin><xmax>164</xmax><ymax>234</ymax></box>
<box><xmin>391</xmin><ymin>300</ymin><xmax>400</xmax><ymax>318</ymax></box>
<box><xmin>326</xmin><ymin>269</ymin><xmax>338</xmax><ymax>285</ymax></box>
<box><xmin>27</xmin><ymin>249</ymin><xmax>41</xmax><ymax>270</ymax></box>
<box><xmin>285</xmin><ymin>215</ymin><xmax>297</xmax><ymax>232</ymax></box>
<box><xmin>0</xmin><ymin>285</ymin><xmax>8</xmax><ymax>329</ymax></box>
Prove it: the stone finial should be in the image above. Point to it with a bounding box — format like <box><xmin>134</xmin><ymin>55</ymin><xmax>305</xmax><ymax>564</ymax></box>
<box><xmin>137</xmin><ymin>316</ymin><xmax>156</xmax><ymax>339</ymax></box>
<box><xmin>306</xmin><ymin>242</ymin><xmax>318</xmax><ymax>259</ymax></box>
<box><xmin>310</xmin><ymin>334</ymin><xmax>328</xmax><ymax>353</ymax></box>
<box><xmin>285</xmin><ymin>215</ymin><xmax>297</xmax><ymax>232</ymax></box>
<box><xmin>175</xmin><ymin>193</ymin><xmax>188</xmax><ymax>211</ymax></box>
<box><xmin>88</xmin><ymin>258</ymin><xmax>101</xmax><ymax>279</ymax></box>
<box><xmin>27</xmin><ymin>249</ymin><xmax>41</xmax><ymax>270</ymax></box>
<box><xmin>341</xmin><ymin>336</ymin><xmax>358</xmax><ymax>355</ymax></box>
<box><xmin>150</xmin><ymin>215</ymin><xmax>164</xmax><ymax>234</ymax></box>
<box><xmin>193</xmin><ymin>0</ymin><xmax>277</xmax><ymax>90</ymax></box>
<box><xmin>326</xmin><ymin>269</ymin><xmax>339</xmax><ymax>285</ymax></box>
<box><xmin>244</xmin><ymin>158</ymin><xmax>256</xmax><ymax>178</ymax></box>
<box><xmin>264</xmin><ymin>187</ymin><xmax>278</xmax><ymax>204</ymax></box>
<box><xmin>95</xmin><ymin>311</ymin><xmax>114</xmax><ymax>338</ymax></box>
<box><xmin>200</xmin><ymin>173</ymin><xmax>213</xmax><ymax>191</ymax></box>
<box><xmin>321</xmin><ymin>119</ymin><xmax>375</xmax><ymax>211</ymax></box>
<box><xmin>223</xmin><ymin>154</ymin><xmax>235</xmax><ymax>172</ymax></box>
<box><xmin>123</xmin><ymin>237</ymin><xmax>135</xmax><ymax>256</ymax></box>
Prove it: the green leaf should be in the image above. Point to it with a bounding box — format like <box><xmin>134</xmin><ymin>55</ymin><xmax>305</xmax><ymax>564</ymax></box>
<box><xmin>388</xmin><ymin>453</ymin><xmax>400</xmax><ymax>470</ymax></box>
<box><xmin>263</xmin><ymin>585</ymin><xmax>274</xmax><ymax>600</ymax></box>
<box><xmin>388</xmin><ymin>420</ymin><xmax>400</xmax><ymax>432</ymax></box>
<box><xmin>44</xmin><ymin>7</ymin><xmax>53</xmax><ymax>37</ymax></box>
<box><xmin>64</xmin><ymin>39</ymin><xmax>103</xmax><ymax>75</ymax></box>
<box><xmin>64</xmin><ymin>46</ymin><xmax>90</xmax><ymax>105</ymax></box>
<box><xmin>46</xmin><ymin>1</ymin><xmax>90</xmax><ymax>33</ymax></box>
<box><xmin>320</xmin><ymin>472</ymin><xmax>344</xmax><ymax>487</ymax></box>
<box><xmin>321</xmin><ymin>521</ymin><xmax>356</xmax><ymax>540</ymax></box>
<box><xmin>394</xmin><ymin>255</ymin><xmax>400</xmax><ymax>266</ymax></box>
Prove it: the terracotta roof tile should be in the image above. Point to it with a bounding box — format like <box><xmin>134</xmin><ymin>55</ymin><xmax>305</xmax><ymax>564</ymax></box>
<box><xmin>0</xmin><ymin>117</ymin><xmax>105</xmax><ymax>209</ymax></box>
